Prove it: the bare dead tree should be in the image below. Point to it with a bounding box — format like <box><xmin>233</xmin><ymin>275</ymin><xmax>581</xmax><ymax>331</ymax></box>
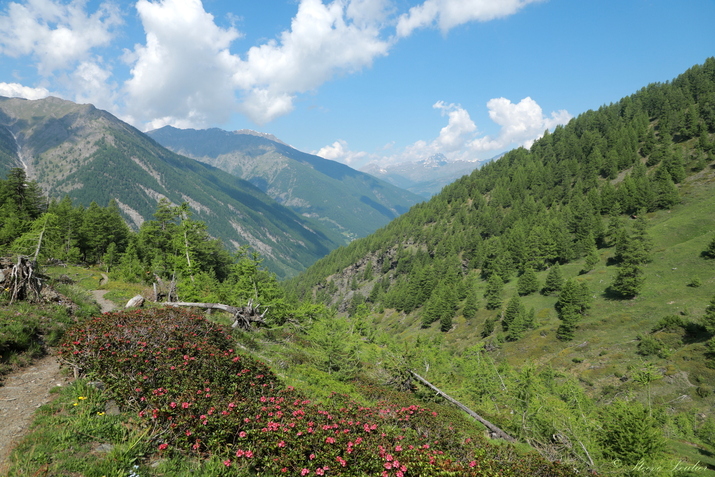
<box><xmin>163</xmin><ymin>298</ymin><xmax>268</xmax><ymax>330</ymax></box>
<box><xmin>1</xmin><ymin>256</ymin><xmax>44</xmax><ymax>304</ymax></box>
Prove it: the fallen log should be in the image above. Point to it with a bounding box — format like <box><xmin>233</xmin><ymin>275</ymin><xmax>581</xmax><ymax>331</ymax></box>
<box><xmin>163</xmin><ymin>298</ymin><xmax>267</xmax><ymax>330</ymax></box>
<box><xmin>409</xmin><ymin>370</ymin><xmax>516</xmax><ymax>442</ymax></box>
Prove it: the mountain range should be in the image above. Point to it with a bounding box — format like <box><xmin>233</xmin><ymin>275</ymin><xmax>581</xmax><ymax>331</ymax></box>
<box><xmin>0</xmin><ymin>96</ymin><xmax>347</xmax><ymax>278</ymax></box>
<box><xmin>146</xmin><ymin>126</ymin><xmax>423</xmax><ymax>242</ymax></box>
<box><xmin>360</xmin><ymin>153</ymin><xmax>487</xmax><ymax>197</ymax></box>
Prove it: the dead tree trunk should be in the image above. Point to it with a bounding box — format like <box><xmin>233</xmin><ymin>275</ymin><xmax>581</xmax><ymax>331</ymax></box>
<box><xmin>410</xmin><ymin>370</ymin><xmax>516</xmax><ymax>443</ymax></box>
<box><xmin>2</xmin><ymin>256</ymin><xmax>44</xmax><ymax>304</ymax></box>
<box><xmin>163</xmin><ymin>298</ymin><xmax>268</xmax><ymax>330</ymax></box>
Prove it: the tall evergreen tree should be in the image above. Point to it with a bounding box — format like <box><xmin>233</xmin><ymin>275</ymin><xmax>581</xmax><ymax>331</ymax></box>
<box><xmin>462</xmin><ymin>290</ymin><xmax>478</xmax><ymax>319</ymax></box>
<box><xmin>517</xmin><ymin>267</ymin><xmax>540</xmax><ymax>296</ymax></box>
<box><xmin>542</xmin><ymin>263</ymin><xmax>564</xmax><ymax>295</ymax></box>
<box><xmin>702</xmin><ymin>295</ymin><xmax>715</xmax><ymax>335</ymax></box>
<box><xmin>703</xmin><ymin>235</ymin><xmax>715</xmax><ymax>259</ymax></box>
<box><xmin>484</xmin><ymin>273</ymin><xmax>504</xmax><ymax>310</ymax></box>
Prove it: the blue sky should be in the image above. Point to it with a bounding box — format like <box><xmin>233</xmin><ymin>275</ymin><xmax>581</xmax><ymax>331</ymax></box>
<box><xmin>0</xmin><ymin>0</ymin><xmax>713</xmax><ymax>169</ymax></box>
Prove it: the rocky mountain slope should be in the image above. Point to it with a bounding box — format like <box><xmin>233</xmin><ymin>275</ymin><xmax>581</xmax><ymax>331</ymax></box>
<box><xmin>0</xmin><ymin>96</ymin><xmax>343</xmax><ymax>278</ymax></box>
<box><xmin>147</xmin><ymin>126</ymin><xmax>423</xmax><ymax>243</ymax></box>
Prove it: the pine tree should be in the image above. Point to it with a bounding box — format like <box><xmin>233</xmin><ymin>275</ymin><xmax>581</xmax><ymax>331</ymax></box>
<box><xmin>517</xmin><ymin>267</ymin><xmax>539</xmax><ymax>296</ymax></box>
<box><xmin>702</xmin><ymin>295</ymin><xmax>715</xmax><ymax>335</ymax></box>
<box><xmin>481</xmin><ymin>315</ymin><xmax>498</xmax><ymax>338</ymax></box>
<box><xmin>582</xmin><ymin>245</ymin><xmax>599</xmax><ymax>273</ymax></box>
<box><xmin>703</xmin><ymin>235</ymin><xmax>715</xmax><ymax>259</ymax></box>
<box><xmin>502</xmin><ymin>296</ymin><xmax>523</xmax><ymax>331</ymax></box>
<box><xmin>610</xmin><ymin>260</ymin><xmax>644</xmax><ymax>298</ymax></box>
<box><xmin>462</xmin><ymin>291</ymin><xmax>478</xmax><ymax>319</ymax></box>
<box><xmin>484</xmin><ymin>274</ymin><xmax>504</xmax><ymax>310</ymax></box>
<box><xmin>555</xmin><ymin>279</ymin><xmax>588</xmax><ymax>341</ymax></box>
<box><xmin>440</xmin><ymin>313</ymin><xmax>453</xmax><ymax>332</ymax></box>
<box><xmin>542</xmin><ymin>264</ymin><xmax>564</xmax><ymax>295</ymax></box>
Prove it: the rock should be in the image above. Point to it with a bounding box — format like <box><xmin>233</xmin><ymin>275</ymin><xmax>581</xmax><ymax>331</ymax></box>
<box><xmin>125</xmin><ymin>295</ymin><xmax>145</xmax><ymax>308</ymax></box>
<box><xmin>55</xmin><ymin>274</ymin><xmax>74</xmax><ymax>284</ymax></box>
<box><xmin>93</xmin><ymin>443</ymin><xmax>114</xmax><ymax>453</ymax></box>
<box><xmin>105</xmin><ymin>399</ymin><xmax>121</xmax><ymax>415</ymax></box>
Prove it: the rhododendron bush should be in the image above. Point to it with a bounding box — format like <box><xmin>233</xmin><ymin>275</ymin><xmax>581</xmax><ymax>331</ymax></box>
<box><xmin>59</xmin><ymin>308</ymin><xmax>576</xmax><ymax>476</ymax></box>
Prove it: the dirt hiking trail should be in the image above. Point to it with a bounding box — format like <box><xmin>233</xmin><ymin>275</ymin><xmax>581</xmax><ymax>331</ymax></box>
<box><xmin>0</xmin><ymin>282</ymin><xmax>117</xmax><ymax>473</ymax></box>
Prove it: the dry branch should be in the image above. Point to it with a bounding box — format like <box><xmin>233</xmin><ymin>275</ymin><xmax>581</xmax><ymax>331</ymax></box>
<box><xmin>409</xmin><ymin>370</ymin><xmax>516</xmax><ymax>442</ymax></box>
<box><xmin>163</xmin><ymin>298</ymin><xmax>267</xmax><ymax>330</ymax></box>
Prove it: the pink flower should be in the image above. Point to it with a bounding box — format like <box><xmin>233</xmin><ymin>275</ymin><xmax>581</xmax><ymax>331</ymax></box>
<box><xmin>469</xmin><ymin>461</ymin><xmax>477</xmax><ymax>468</ymax></box>
<box><xmin>158</xmin><ymin>443</ymin><xmax>168</xmax><ymax>451</ymax></box>
<box><xmin>239</xmin><ymin>431</ymin><xmax>247</xmax><ymax>438</ymax></box>
<box><xmin>301</xmin><ymin>469</ymin><xmax>310</xmax><ymax>476</ymax></box>
<box><xmin>223</xmin><ymin>460</ymin><xmax>231</xmax><ymax>467</ymax></box>
<box><xmin>277</xmin><ymin>441</ymin><xmax>286</xmax><ymax>448</ymax></box>
<box><xmin>309</xmin><ymin>453</ymin><xmax>316</xmax><ymax>460</ymax></box>
<box><xmin>181</xmin><ymin>402</ymin><xmax>190</xmax><ymax>409</ymax></box>
<box><xmin>316</xmin><ymin>469</ymin><xmax>324</xmax><ymax>476</ymax></box>
<box><xmin>325</xmin><ymin>437</ymin><xmax>335</xmax><ymax>444</ymax></box>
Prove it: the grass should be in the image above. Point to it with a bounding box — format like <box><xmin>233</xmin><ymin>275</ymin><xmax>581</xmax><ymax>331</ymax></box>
<box><xmin>6</xmin><ymin>380</ymin><xmax>152</xmax><ymax>477</ymax></box>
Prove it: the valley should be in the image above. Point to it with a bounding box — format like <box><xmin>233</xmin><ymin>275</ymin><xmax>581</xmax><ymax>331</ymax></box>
<box><xmin>1</xmin><ymin>59</ymin><xmax>715</xmax><ymax>475</ymax></box>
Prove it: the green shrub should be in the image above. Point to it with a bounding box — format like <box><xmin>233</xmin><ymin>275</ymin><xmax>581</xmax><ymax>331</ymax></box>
<box><xmin>695</xmin><ymin>385</ymin><xmax>712</xmax><ymax>398</ymax></box>
<box><xmin>598</xmin><ymin>399</ymin><xmax>665</xmax><ymax>465</ymax></box>
<box><xmin>59</xmin><ymin>308</ymin><xmax>577</xmax><ymax>476</ymax></box>
<box><xmin>637</xmin><ymin>335</ymin><xmax>666</xmax><ymax>357</ymax></box>
<box><xmin>687</xmin><ymin>277</ymin><xmax>702</xmax><ymax>288</ymax></box>
<box><xmin>651</xmin><ymin>315</ymin><xmax>686</xmax><ymax>333</ymax></box>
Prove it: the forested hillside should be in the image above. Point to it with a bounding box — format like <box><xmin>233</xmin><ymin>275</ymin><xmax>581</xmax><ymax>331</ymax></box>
<box><xmin>283</xmin><ymin>58</ymin><xmax>715</xmax><ymax>471</ymax></box>
<box><xmin>289</xmin><ymin>58</ymin><xmax>715</xmax><ymax>312</ymax></box>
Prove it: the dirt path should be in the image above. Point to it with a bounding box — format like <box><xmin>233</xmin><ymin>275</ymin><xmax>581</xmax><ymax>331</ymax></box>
<box><xmin>92</xmin><ymin>289</ymin><xmax>117</xmax><ymax>313</ymax></box>
<box><xmin>92</xmin><ymin>273</ymin><xmax>118</xmax><ymax>314</ymax></box>
<box><xmin>0</xmin><ymin>355</ymin><xmax>71</xmax><ymax>473</ymax></box>
<box><xmin>0</xmin><ymin>283</ymin><xmax>117</xmax><ymax>473</ymax></box>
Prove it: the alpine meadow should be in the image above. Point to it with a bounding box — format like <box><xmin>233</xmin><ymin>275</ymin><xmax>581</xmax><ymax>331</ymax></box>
<box><xmin>1</xmin><ymin>47</ymin><xmax>715</xmax><ymax>477</ymax></box>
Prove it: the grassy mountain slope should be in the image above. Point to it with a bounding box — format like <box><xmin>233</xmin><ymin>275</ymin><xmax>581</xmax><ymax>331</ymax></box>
<box><xmin>147</xmin><ymin>126</ymin><xmax>423</xmax><ymax>243</ymax></box>
<box><xmin>285</xmin><ymin>58</ymin><xmax>715</xmax><ymax>467</ymax></box>
<box><xmin>0</xmin><ymin>96</ymin><xmax>343</xmax><ymax>278</ymax></box>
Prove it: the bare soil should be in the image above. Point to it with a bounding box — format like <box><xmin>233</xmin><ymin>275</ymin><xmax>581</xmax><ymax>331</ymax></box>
<box><xmin>0</xmin><ymin>285</ymin><xmax>117</xmax><ymax>473</ymax></box>
<box><xmin>0</xmin><ymin>355</ymin><xmax>71</xmax><ymax>474</ymax></box>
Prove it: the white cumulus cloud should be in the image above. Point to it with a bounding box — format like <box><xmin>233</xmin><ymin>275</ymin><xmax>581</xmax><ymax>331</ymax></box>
<box><xmin>396</xmin><ymin>0</ymin><xmax>542</xmax><ymax>37</ymax></box>
<box><xmin>318</xmin><ymin>97</ymin><xmax>570</xmax><ymax>168</ymax></box>
<box><xmin>0</xmin><ymin>0</ymin><xmax>121</xmax><ymax>75</ymax></box>
<box><xmin>468</xmin><ymin>96</ymin><xmax>571</xmax><ymax>152</ymax></box>
<box><xmin>0</xmin><ymin>82</ymin><xmax>50</xmax><ymax>99</ymax></box>
<box><xmin>123</xmin><ymin>0</ymin><xmax>242</xmax><ymax>130</ymax></box>
<box><xmin>316</xmin><ymin>139</ymin><xmax>371</xmax><ymax>166</ymax></box>
<box><xmin>231</xmin><ymin>0</ymin><xmax>391</xmax><ymax>124</ymax></box>
<box><xmin>122</xmin><ymin>0</ymin><xmax>392</xmax><ymax>127</ymax></box>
